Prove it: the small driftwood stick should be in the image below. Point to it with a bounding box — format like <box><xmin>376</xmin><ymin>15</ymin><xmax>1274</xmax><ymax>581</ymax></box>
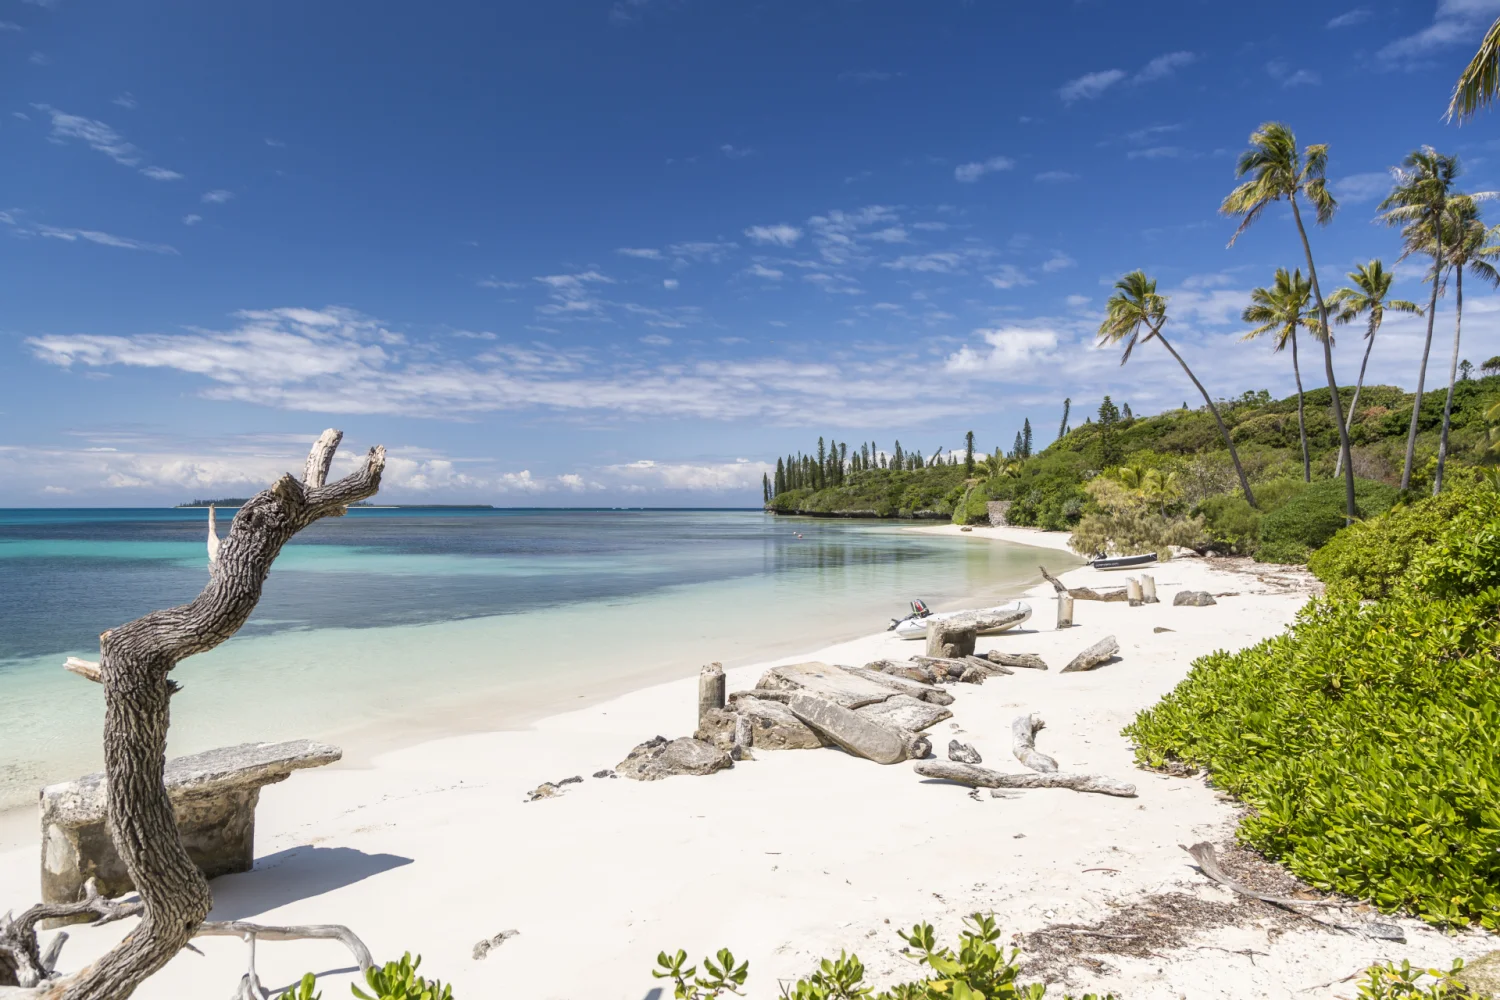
<box><xmin>1180</xmin><ymin>843</ymin><xmax>1339</xmax><ymax>908</ymax></box>
<box><xmin>1061</xmin><ymin>635</ymin><xmax>1119</xmax><ymax>673</ymax></box>
<box><xmin>195</xmin><ymin>921</ymin><xmax>376</xmax><ymax>972</ymax></box>
<box><xmin>1011</xmin><ymin>714</ymin><xmax>1058</xmax><ymax>773</ymax></box>
<box><xmin>1056</xmin><ymin>594</ymin><xmax>1074</xmax><ymax>629</ymax></box>
<box><xmin>914</xmin><ymin>760</ymin><xmax>1136</xmax><ymax>797</ymax></box>
<box><xmin>62</xmin><ymin>658</ymin><xmax>102</xmax><ymax>684</ymax></box>
<box><xmin>987</xmin><ymin>651</ymin><xmax>1048</xmax><ymax>670</ymax></box>
<box><xmin>1039</xmin><ymin>566</ymin><xmax>1126</xmax><ymax>602</ymax></box>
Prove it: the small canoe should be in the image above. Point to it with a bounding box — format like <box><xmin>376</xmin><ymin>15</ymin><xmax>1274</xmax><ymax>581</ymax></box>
<box><xmin>1091</xmin><ymin>553</ymin><xmax>1159</xmax><ymax>571</ymax></box>
<box><xmin>893</xmin><ymin>601</ymin><xmax>1032</xmax><ymax>640</ymax></box>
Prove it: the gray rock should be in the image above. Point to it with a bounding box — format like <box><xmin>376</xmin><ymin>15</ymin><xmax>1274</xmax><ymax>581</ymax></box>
<box><xmin>591</xmin><ymin>770</ymin><xmax>615</xmax><ymax>779</ymax></box>
<box><xmin>1173</xmin><ymin>590</ymin><xmax>1217</xmax><ymax>607</ymax></box>
<box><xmin>787</xmin><ymin>693</ymin><xmax>912</xmax><ymax>765</ymax></box>
<box><xmin>958</xmin><ymin>666</ymin><xmax>988</xmax><ymax>684</ymax></box>
<box><xmin>856</xmin><ymin>694</ymin><xmax>952</xmax><ymax>733</ymax></box>
<box><xmin>525</xmin><ymin>782</ymin><xmax>560</xmax><ymax>801</ymax></box>
<box><xmin>839</xmin><ymin>664</ymin><xmax>955</xmax><ymax>705</ymax></box>
<box><xmin>986</xmin><ymin>651</ymin><xmax>1049</xmax><ymax>671</ymax></box>
<box><xmin>737</xmin><ymin>697</ymin><xmax>826</xmax><ymax>750</ymax></box>
<box><xmin>948</xmin><ymin>741</ymin><xmax>983</xmax><ymax>764</ymax></box>
<box><xmin>39</xmin><ymin>739</ymin><xmax>341</xmax><ymax>911</ymax></box>
<box><xmin>757</xmin><ymin>661</ymin><xmax>905</xmax><ymax>709</ymax></box>
<box><xmin>1060</xmin><ymin>635</ymin><xmax>1120</xmax><ymax>673</ymax></box>
<box><xmin>866</xmin><ymin>659</ymin><xmax>939</xmax><ymax>684</ymax></box>
<box><xmin>616</xmin><ymin>736</ymin><xmax>733</xmax><ymax>781</ymax></box>
<box><xmin>903</xmin><ymin>731</ymin><xmax>934</xmax><ymax>759</ymax></box>
<box><xmin>558</xmin><ymin>775</ymin><xmax>583</xmax><ymax>786</ymax></box>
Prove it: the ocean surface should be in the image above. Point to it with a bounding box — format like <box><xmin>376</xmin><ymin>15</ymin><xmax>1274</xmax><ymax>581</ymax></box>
<box><xmin>0</xmin><ymin>508</ymin><xmax>1070</xmax><ymax>810</ymax></box>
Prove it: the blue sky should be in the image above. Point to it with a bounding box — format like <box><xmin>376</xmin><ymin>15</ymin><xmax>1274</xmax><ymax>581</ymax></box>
<box><xmin>3</xmin><ymin>0</ymin><xmax>1499</xmax><ymax>505</ymax></box>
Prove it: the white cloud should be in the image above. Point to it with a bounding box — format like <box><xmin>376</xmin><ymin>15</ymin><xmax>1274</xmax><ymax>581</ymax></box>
<box><xmin>35</xmin><ymin>225</ymin><xmax>177</xmax><ymax>254</ymax></box>
<box><xmin>1381</xmin><ymin>0</ymin><xmax>1500</xmax><ymax>61</ymax></box>
<box><xmin>1127</xmin><ymin>146</ymin><xmax>1184</xmax><ymax>160</ymax></box>
<box><xmin>182</xmin><ymin>214</ymin><xmax>202</xmax><ymax>226</ymax></box>
<box><xmin>535</xmin><ymin>270</ymin><xmax>614</xmax><ymax>317</ymax></box>
<box><xmin>987</xmin><ymin>265</ymin><xmax>1035</xmax><ymax>289</ymax></box>
<box><xmin>28</xmin><ymin>51</ymin><xmax>48</xmax><ymax>65</ymax></box>
<box><xmin>720</xmin><ymin>143</ymin><xmax>754</xmax><ymax>159</ymax></box>
<box><xmin>111</xmin><ymin>92</ymin><xmax>137</xmax><ymax>109</ymax></box>
<box><xmin>1058</xmin><ymin>69</ymin><xmax>1126</xmax><ymax>103</ymax></box>
<box><xmin>1035</xmin><ymin>170</ymin><xmax>1078</xmax><ymax>183</ymax></box>
<box><xmin>201</xmin><ymin>189</ymin><xmax>234</xmax><ymax>204</ymax></box>
<box><xmin>944</xmin><ymin>327</ymin><xmax>1061</xmax><ymax>373</ymax></box>
<box><xmin>1333</xmin><ymin>171</ymin><xmax>1393</xmax><ymax>203</ymax></box>
<box><xmin>954</xmin><ymin>155</ymin><xmax>1015</xmax><ymax>182</ymax></box>
<box><xmin>34</xmin><ymin>104</ymin><xmax>139</xmax><ymax>165</ymax></box>
<box><xmin>744</xmin><ymin>223</ymin><xmax>802</xmax><ymax>246</ymax></box>
<box><xmin>746</xmin><ymin>263</ymin><xmax>784</xmax><ymax>280</ymax></box>
<box><xmin>1266</xmin><ymin>60</ymin><xmax>1321</xmax><ymax>87</ymax></box>
<box><xmin>667</xmin><ymin>240</ymin><xmax>737</xmax><ymax>262</ymax></box>
<box><xmin>1133</xmin><ymin>51</ymin><xmax>1196</xmax><ymax>83</ymax></box>
<box><xmin>605</xmin><ymin>458</ymin><xmax>774</xmax><ymax>492</ymax></box>
<box><xmin>1041</xmin><ymin>252</ymin><xmax>1076</xmax><ymax>273</ymax></box>
<box><xmin>1327</xmin><ymin>7</ymin><xmax>1371</xmax><ymax>27</ymax></box>
<box><xmin>477</xmin><ymin>276</ymin><xmax>522</xmax><ymax>289</ymax></box>
<box><xmin>663</xmin><ymin>278</ymin><xmax>679</xmax><ymax>289</ymax></box>
<box><xmin>616</xmin><ymin>247</ymin><xmax>664</xmax><ymax>259</ymax></box>
<box><xmin>0</xmin><ymin>20</ymin><xmax>21</xmax><ymax>30</ymax></box>
<box><xmin>1066</xmin><ymin>294</ymin><xmax>1091</xmax><ymax>308</ymax></box>
<box><xmin>639</xmin><ymin>333</ymin><xmax>672</xmax><ymax>346</ymax></box>
<box><xmin>140</xmin><ymin>166</ymin><xmax>181</xmax><ymax>181</ymax></box>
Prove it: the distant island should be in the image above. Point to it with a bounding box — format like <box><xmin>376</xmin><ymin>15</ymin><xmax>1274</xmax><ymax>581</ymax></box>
<box><xmin>175</xmin><ymin>499</ymin><xmax>495</xmax><ymax>509</ymax></box>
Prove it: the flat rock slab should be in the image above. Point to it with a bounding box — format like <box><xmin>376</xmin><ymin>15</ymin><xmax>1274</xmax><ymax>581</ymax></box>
<box><xmin>856</xmin><ymin>694</ymin><xmax>952</xmax><ymax>733</ymax></box>
<box><xmin>1060</xmin><ymin>635</ymin><xmax>1120</xmax><ymax>673</ymax></box>
<box><xmin>986</xmin><ymin>651</ymin><xmax>1048</xmax><ymax>671</ymax></box>
<box><xmin>788</xmin><ymin>693</ymin><xmax>911</xmax><ymax>765</ymax></box>
<box><xmin>757</xmin><ymin>661</ymin><xmax>904</xmax><ymax>709</ymax></box>
<box><xmin>1174</xmin><ymin>590</ymin><xmax>1218</xmax><ymax>606</ymax></box>
<box><xmin>840</xmin><ymin>664</ymin><xmax>954</xmax><ymax>706</ymax></box>
<box><xmin>617</xmin><ymin>736</ymin><xmax>732</xmax><ymax>781</ymax></box>
<box><xmin>737</xmin><ymin>697</ymin><xmax>827</xmax><ymax>750</ymax></box>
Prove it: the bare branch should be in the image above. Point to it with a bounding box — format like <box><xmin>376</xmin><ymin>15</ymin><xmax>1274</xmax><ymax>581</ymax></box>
<box><xmin>0</xmin><ymin>880</ymin><xmax>142</xmax><ymax>988</ymax></box>
<box><xmin>302</xmin><ymin>429</ymin><xmax>343</xmax><ymax>489</ymax></box>
<box><xmin>62</xmin><ymin>659</ymin><xmax>101</xmax><ymax>685</ymax></box>
<box><xmin>206</xmin><ymin>506</ymin><xmax>220</xmax><ymax>571</ymax></box>
<box><xmin>195</xmin><ymin>922</ymin><xmax>374</xmax><ymax>974</ymax></box>
<box><xmin>1011</xmin><ymin>714</ymin><xmax>1059</xmax><ymax>773</ymax></box>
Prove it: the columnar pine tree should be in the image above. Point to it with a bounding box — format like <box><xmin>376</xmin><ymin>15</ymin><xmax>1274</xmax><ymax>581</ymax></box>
<box><xmin>1021</xmin><ymin>418</ymin><xmax>1033</xmax><ymax>458</ymax></box>
<box><xmin>1058</xmin><ymin>398</ymin><xmax>1071</xmax><ymax>441</ymax></box>
<box><xmin>1098</xmin><ymin>396</ymin><xmax>1122</xmax><ymax>467</ymax></box>
<box><xmin>774</xmin><ymin>457</ymin><xmax>785</xmax><ymax>495</ymax></box>
<box><xmin>964</xmin><ymin>431</ymin><xmax>975</xmax><ymax>475</ymax></box>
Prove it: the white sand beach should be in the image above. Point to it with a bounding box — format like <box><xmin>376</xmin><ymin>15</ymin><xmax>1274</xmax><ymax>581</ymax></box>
<box><xmin>1</xmin><ymin>533</ymin><xmax>1492</xmax><ymax>999</ymax></box>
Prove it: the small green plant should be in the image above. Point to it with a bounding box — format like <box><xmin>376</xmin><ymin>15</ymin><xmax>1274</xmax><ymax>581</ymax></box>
<box><xmin>1356</xmin><ymin>959</ymin><xmax>1466</xmax><ymax>999</ymax></box>
<box><xmin>277</xmin><ymin>973</ymin><xmax>321</xmax><ymax>1000</ymax></box>
<box><xmin>653</xmin><ymin>948</ymin><xmax>749</xmax><ymax>999</ymax></box>
<box><xmin>352</xmin><ymin>954</ymin><xmax>453</xmax><ymax>1000</ymax></box>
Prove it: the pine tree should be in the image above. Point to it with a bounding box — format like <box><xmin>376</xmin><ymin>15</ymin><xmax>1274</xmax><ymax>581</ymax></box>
<box><xmin>1460</xmin><ymin>359</ymin><xmax>1474</xmax><ymax>381</ymax></box>
<box><xmin>1011</xmin><ymin>431</ymin><xmax>1023</xmax><ymax>458</ymax></box>
<box><xmin>893</xmin><ymin>440</ymin><xmax>904</xmax><ymax>469</ymax></box>
<box><xmin>964</xmin><ymin>431</ymin><xmax>975</xmax><ymax>476</ymax></box>
<box><xmin>816</xmin><ymin>438</ymin><xmax>826</xmax><ymax>490</ymax></box>
<box><xmin>1122</xmin><ymin>403</ymin><xmax>1133</xmax><ymax>420</ymax></box>
<box><xmin>838</xmin><ymin>442</ymin><xmax>848</xmax><ymax>483</ymax></box>
<box><xmin>762</xmin><ymin>472</ymin><xmax>771</xmax><ymax>504</ymax></box>
<box><xmin>774</xmin><ymin>457</ymin><xmax>785</xmax><ymax>496</ymax></box>
<box><xmin>1058</xmin><ymin>398</ymin><xmax>1071</xmax><ymax>441</ymax></box>
<box><xmin>1021</xmin><ymin>418</ymin><xmax>1033</xmax><ymax>459</ymax></box>
<box><xmin>1098</xmin><ymin>396</ymin><xmax>1122</xmax><ymax>467</ymax></box>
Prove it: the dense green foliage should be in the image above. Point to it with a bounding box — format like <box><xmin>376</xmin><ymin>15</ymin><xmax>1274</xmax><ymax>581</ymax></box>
<box><xmin>1253</xmin><ymin>477</ymin><xmax>1399</xmax><ymax>563</ymax></box>
<box><xmin>351</xmin><ymin>954</ymin><xmax>453</xmax><ymax>1000</ymax></box>
<box><xmin>658</xmin><ymin>915</ymin><xmax>1111</xmax><ymax>1000</ymax></box>
<box><xmin>276</xmin><ymin>974</ymin><xmax>321</xmax><ymax>1000</ymax></box>
<box><xmin>1126</xmin><ymin>492</ymin><xmax>1500</xmax><ymax>928</ymax></box>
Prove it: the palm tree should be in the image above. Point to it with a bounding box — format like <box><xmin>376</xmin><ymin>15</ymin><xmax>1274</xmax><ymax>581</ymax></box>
<box><xmin>1448</xmin><ymin>15</ymin><xmax>1500</xmax><ymax>122</ymax></box>
<box><xmin>1098</xmin><ymin>270</ymin><xmax>1257</xmax><ymax>506</ymax></box>
<box><xmin>1326</xmin><ymin>261</ymin><xmax>1424</xmax><ymax>478</ymax></box>
<box><xmin>1404</xmin><ymin>194</ymin><xmax>1500</xmax><ymax>493</ymax></box>
<box><xmin>1241</xmin><ymin>268</ymin><xmax>1317</xmax><ymax>482</ymax></box>
<box><xmin>1380</xmin><ymin>147</ymin><xmax>1461</xmax><ymax>490</ymax></box>
<box><xmin>1221</xmin><ymin>122</ymin><xmax>1356</xmax><ymax>521</ymax></box>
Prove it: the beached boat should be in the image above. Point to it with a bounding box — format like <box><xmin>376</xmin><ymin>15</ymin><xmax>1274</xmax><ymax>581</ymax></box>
<box><xmin>892</xmin><ymin>600</ymin><xmax>1032</xmax><ymax>640</ymax></box>
<box><xmin>1091</xmin><ymin>553</ymin><xmax>1159</xmax><ymax>571</ymax></box>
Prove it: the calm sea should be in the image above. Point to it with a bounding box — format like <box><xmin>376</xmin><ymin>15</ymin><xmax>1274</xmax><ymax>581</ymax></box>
<box><xmin>0</xmin><ymin>508</ymin><xmax>1065</xmax><ymax>810</ymax></box>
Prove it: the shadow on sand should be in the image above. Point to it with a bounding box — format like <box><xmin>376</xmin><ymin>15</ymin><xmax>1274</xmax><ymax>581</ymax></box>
<box><xmin>207</xmin><ymin>844</ymin><xmax>413</xmax><ymax>921</ymax></box>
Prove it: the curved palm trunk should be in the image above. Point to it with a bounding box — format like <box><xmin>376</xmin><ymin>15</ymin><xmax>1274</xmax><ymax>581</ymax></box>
<box><xmin>1404</xmin><ymin>218</ymin><xmax>1443</xmax><ymax>491</ymax></box>
<box><xmin>1289</xmin><ymin>327</ymin><xmax>1310</xmax><ymax>482</ymax></box>
<box><xmin>1154</xmin><ymin>326</ymin><xmax>1257</xmax><ymax>508</ymax></box>
<box><xmin>1434</xmin><ymin>267</ymin><xmax>1464</xmax><ymax>494</ymax></box>
<box><xmin>1333</xmin><ymin>320</ymin><xmax>1379</xmax><ymax>479</ymax></box>
<box><xmin>1291</xmin><ymin>197</ymin><xmax>1356</xmax><ymax>521</ymax></box>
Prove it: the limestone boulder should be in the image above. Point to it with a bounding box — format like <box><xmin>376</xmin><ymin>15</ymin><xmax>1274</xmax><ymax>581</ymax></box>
<box><xmin>856</xmin><ymin>694</ymin><xmax>952</xmax><ymax>733</ymax></box>
<box><xmin>616</xmin><ymin>736</ymin><xmax>732</xmax><ymax>781</ymax></box>
<box><xmin>756</xmin><ymin>661</ymin><xmax>903</xmax><ymax>709</ymax></box>
<box><xmin>1173</xmin><ymin>590</ymin><xmax>1217</xmax><ymax>607</ymax></box>
<box><xmin>787</xmin><ymin>693</ymin><xmax>911</xmax><ymax>765</ymax></box>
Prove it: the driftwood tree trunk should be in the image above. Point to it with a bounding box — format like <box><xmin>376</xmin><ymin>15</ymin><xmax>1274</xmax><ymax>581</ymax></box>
<box><xmin>50</xmin><ymin>431</ymin><xmax>385</xmax><ymax>1000</ymax></box>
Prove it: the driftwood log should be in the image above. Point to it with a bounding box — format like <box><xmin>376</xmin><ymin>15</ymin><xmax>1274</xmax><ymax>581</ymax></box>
<box><xmin>914</xmin><ymin>761</ymin><xmax>1137</xmax><ymax>797</ymax></box>
<box><xmin>1039</xmin><ymin>566</ymin><xmax>1127</xmax><ymax>602</ymax></box>
<box><xmin>1060</xmin><ymin>635</ymin><xmax>1120</xmax><ymax>673</ymax></box>
<box><xmin>1011</xmin><ymin>714</ymin><xmax>1059</xmax><ymax>773</ymax></box>
<box><xmin>3</xmin><ymin>431</ymin><xmax>386</xmax><ymax>1000</ymax></box>
<box><xmin>1181</xmin><ymin>842</ymin><xmax>1340</xmax><ymax>907</ymax></box>
<box><xmin>986</xmin><ymin>651</ymin><xmax>1048</xmax><ymax>671</ymax></box>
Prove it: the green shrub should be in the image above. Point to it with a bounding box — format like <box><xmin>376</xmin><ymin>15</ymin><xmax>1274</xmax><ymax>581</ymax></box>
<box><xmin>352</xmin><ymin>954</ymin><xmax>453</xmax><ymax>1000</ymax></box>
<box><xmin>658</xmin><ymin>915</ymin><xmax>1111</xmax><ymax>1000</ymax></box>
<box><xmin>1311</xmin><ymin>477</ymin><xmax>1500</xmax><ymax>600</ymax></box>
<box><xmin>277</xmin><ymin>974</ymin><xmax>320</xmax><ymax>1000</ymax></box>
<box><xmin>1255</xmin><ymin>477</ymin><xmax>1398</xmax><ymax>564</ymax></box>
<box><xmin>1126</xmin><ymin>502</ymin><xmax>1500</xmax><ymax>927</ymax></box>
<box><xmin>1356</xmin><ymin>960</ymin><xmax>1467</xmax><ymax>1000</ymax></box>
<box><xmin>1195</xmin><ymin>495</ymin><xmax>1260</xmax><ymax>554</ymax></box>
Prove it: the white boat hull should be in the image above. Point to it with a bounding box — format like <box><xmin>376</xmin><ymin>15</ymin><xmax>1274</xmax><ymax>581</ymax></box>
<box><xmin>893</xmin><ymin>601</ymin><xmax>1032</xmax><ymax>640</ymax></box>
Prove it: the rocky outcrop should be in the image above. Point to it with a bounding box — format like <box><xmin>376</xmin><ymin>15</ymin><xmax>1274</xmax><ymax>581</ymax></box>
<box><xmin>787</xmin><ymin>694</ymin><xmax>915</xmax><ymax>765</ymax></box>
<box><xmin>616</xmin><ymin>737</ymin><xmax>732</xmax><ymax>781</ymax></box>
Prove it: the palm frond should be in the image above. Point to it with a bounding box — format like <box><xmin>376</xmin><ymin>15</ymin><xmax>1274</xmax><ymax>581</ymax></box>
<box><xmin>1447</xmin><ymin>15</ymin><xmax>1500</xmax><ymax>122</ymax></box>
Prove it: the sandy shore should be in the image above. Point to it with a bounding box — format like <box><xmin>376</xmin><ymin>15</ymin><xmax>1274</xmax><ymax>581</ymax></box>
<box><xmin>1</xmin><ymin>537</ymin><xmax>1492</xmax><ymax>999</ymax></box>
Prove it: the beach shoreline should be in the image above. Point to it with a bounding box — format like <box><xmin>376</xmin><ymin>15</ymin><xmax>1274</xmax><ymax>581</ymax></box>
<box><xmin>1</xmin><ymin>532</ymin><xmax>1492</xmax><ymax>999</ymax></box>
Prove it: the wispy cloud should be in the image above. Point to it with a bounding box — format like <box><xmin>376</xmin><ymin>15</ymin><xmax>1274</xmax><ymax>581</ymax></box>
<box><xmin>140</xmin><ymin>166</ymin><xmax>182</xmax><ymax>181</ymax></box>
<box><xmin>746</xmin><ymin>263</ymin><xmax>784</xmax><ymax>280</ymax></box>
<box><xmin>744</xmin><ymin>223</ymin><xmax>802</xmax><ymax>246</ymax></box>
<box><xmin>264</xmin><ymin>137</ymin><xmax>286</xmax><ymax>148</ymax></box>
<box><xmin>182</xmin><ymin>214</ymin><xmax>202</xmax><ymax>226</ymax></box>
<box><xmin>476</xmin><ymin>276</ymin><xmax>521</xmax><ymax>289</ymax></box>
<box><xmin>720</xmin><ymin>143</ymin><xmax>754</xmax><ymax>159</ymax></box>
<box><xmin>1034</xmin><ymin>170</ymin><xmax>1079</xmax><ymax>183</ymax></box>
<box><xmin>1333</xmin><ymin>171</ymin><xmax>1393</xmax><ymax>203</ymax></box>
<box><xmin>1058</xmin><ymin>69</ymin><xmax>1126</xmax><ymax>103</ymax></box>
<box><xmin>954</xmin><ymin>155</ymin><xmax>1015</xmax><ymax>182</ymax></box>
<box><xmin>1133</xmin><ymin>51</ymin><xmax>1196</xmax><ymax>83</ymax></box>
<box><xmin>35</xmin><ymin>225</ymin><xmax>177</xmax><ymax>254</ymax></box>
<box><xmin>616</xmin><ymin>247</ymin><xmax>665</xmax><ymax>259</ymax></box>
<box><xmin>1265</xmin><ymin>60</ymin><xmax>1320</xmax><ymax>87</ymax></box>
<box><xmin>28</xmin><ymin>51</ymin><xmax>49</xmax><ymax>65</ymax></box>
<box><xmin>32</xmin><ymin>105</ymin><xmax>184</xmax><ymax>180</ymax></box>
<box><xmin>1381</xmin><ymin>0</ymin><xmax>1500</xmax><ymax>62</ymax></box>
<box><xmin>201</xmin><ymin>189</ymin><xmax>234</xmax><ymax>204</ymax></box>
<box><xmin>1041</xmin><ymin>252</ymin><xmax>1076</xmax><ymax>273</ymax></box>
<box><xmin>1327</xmin><ymin>7</ymin><xmax>1371</xmax><ymax>28</ymax></box>
<box><xmin>111</xmin><ymin>93</ymin><xmax>137</xmax><ymax>110</ymax></box>
<box><xmin>1127</xmin><ymin>146</ymin><xmax>1184</xmax><ymax>160</ymax></box>
<box><xmin>987</xmin><ymin>265</ymin><xmax>1035</xmax><ymax>289</ymax></box>
<box><xmin>0</xmin><ymin>20</ymin><xmax>21</xmax><ymax>30</ymax></box>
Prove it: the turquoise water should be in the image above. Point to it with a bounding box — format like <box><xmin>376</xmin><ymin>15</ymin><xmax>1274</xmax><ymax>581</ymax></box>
<box><xmin>0</xmin><ymin>508</ymin><xmax>1070</xmax><ymax>810</ymax></box>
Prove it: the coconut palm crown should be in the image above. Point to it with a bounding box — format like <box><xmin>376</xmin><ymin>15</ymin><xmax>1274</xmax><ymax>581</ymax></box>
<box><xmin>1449</xmin><ymin>15</ymin><xmax>1500</xmax><ymax>122</ymax></box>
<box><xmin>1242</xmin><ymin>267</ymin><xmax>1319</xmax><ymax>482</ymax></box>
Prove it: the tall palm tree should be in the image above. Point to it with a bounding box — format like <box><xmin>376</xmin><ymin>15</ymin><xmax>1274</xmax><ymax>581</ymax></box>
<box><xmin>1404</xmin><ymin>194</ymin><xmax>1500</xmax><ymax>493</ymax></box>
<box><xmin>1221</xmin><ymin>122</ymin><xmax>1356</xmax><ymax>521</ymax></box>
<box><xmin>1098</xmin><ymin>270</ymin><xmax>1256</xmax><ymax>506</ymax></box>
<box><xmin>1380</xmin><ymin>147</ymin><xmax>1461</xmax><ymax>490</ymax></box>
<box><xmin>1448</xmin><ymin>15</ymin><xmax>1500</xmax><ymax>122</ymax></box>
<box><xmin>1242</xmin><ymin>268</ymin><xmax>1318</xmax><ymax>482</ymax></box>
<box><xmin>1326</xmin><ymin>261</ymin><xmax>1424</xmax><ymax>478</ymax></box>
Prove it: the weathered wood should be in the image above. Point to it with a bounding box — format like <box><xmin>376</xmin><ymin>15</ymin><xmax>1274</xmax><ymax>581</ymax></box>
<box><xmin>788</xmin><ymin>694</ymin><xmax>911</xmax><ymax>765</ymax></box>
<box><xmin>757</xmin><ymin>661</ymin><xmax>900</xmax><ymax>709</ymax></box>
<box><xmin>1056</xmin><ymin>594</ymin><xmax>1074</xmax><ymax>629</ymax></box>
<box><xmin>62</xmin><ymin>658</ymin><xmax>101</xmax><ymax>684</ymax></box>
<box><xmin>732</xmin><ymin>713</ymin><xmax>753</xmax><ymax>749</ymax></box>
<box><xmin>986</xmin><ymin>651</ymin><xmax>1049</xmax><ymax>671</ymax></box>
<box><xmin>864</xmin><ymin>658</ymin><xmax>938</xmax><ymax>684</ymax></box>
<box><xmin>909</xmin><ymin>655</ymin><xmax>967</xmax><ymax>678</ymax></box>
<box><xmin>1141</xmin><ymin>574</ymin><xmax>1159</xmax><ymax>604</ymax></box>
<box><xmin>924</xmin><ymin>608</ymin><xmax>1028</xmax><ymax>659</ymax></box>
<box><xmin>0</xmin><ymin>880</ymin><xmax>141</xmax><ymax>988</ymax></box>
<box><xmin>1181</xmin><ymin>842</ymin><xmax>1339</xmax><ymax>907</ymax></box>
<box><xmin>698</xmin><ymin>663</ymin><xmax>726</xmax><ymax>725</ymax></box>
<box><xmin>1061</xmin><ymin>635</ymin><xmax>1120</xmax><ymax>673</ymax></box>
<box><xmin>856</xmin><ymin>695</ymin><xmax>952</xmax><ymax>733</ymax></box>
<box><xmin>1011</xmin><ymin>714</ymin><xmax>1058</xmax><ymax>773</ymax></box>
<box><xmin>44</xmin><ymin>431</ymin><xmax>385</xmax><ymax>1000</ymax></box>
<box><xmin>1126</xmin><ymin>577</ymin><xmax>1143</xmax><ymax>607</ymax></box>
<box><xmin>964</xmin><ymin>655</ymin><xmax>1013</xmax><ymax>676</ymax></box>
<box><xmin>914</xmin><ymin>761</ymin><xmax>1137</xmax><ymax>797</ymax></box>
<box><xmin>1038</xmin><ymin>566</ymin><xmax>1127</xmax><ymax>601</ymax></box>
<box><xmin>948</xmin><ymin>741</ymin><xmax>982</xmax><ymax>764</ymax></box>
<box><xmin>838</xmin><ymin>665</ymin><xmax>955</xmax><ymax>705</ymax></box>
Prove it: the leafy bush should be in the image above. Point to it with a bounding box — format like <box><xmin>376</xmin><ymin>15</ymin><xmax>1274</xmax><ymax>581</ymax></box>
<box><xmin>1126</xmin><ymin>501</ymin><xmax>1500</xmax><ymax>928</ymax></box>
<box><xmin>352</xmin><ymin>954</ymin><xmax>453</xmax><ymax>1000</ymax></box>
<box><xmin>1255</xmin><ymin>477</ymin><xmax>1398</xmax><ymax>563</ymax></box>
<box><xmin>1356</xmin><ymin>960</ymin><xmax>1467</xmax><ymax>1000</ymax></box>
<box><xmin>658</xmin><ymin>915</ymin><xmax>1111</xmax><ymax>1000</ymax></box>
<box><xmin>276</xmin><ymin>974</ymin><xmax>320</xmax><ymax>1000</ymax></box>
<box><xmin>1068</xmin><ymin>477</ymin><xmax>1205</xmax><ymax>557</ymax></box>
<box><xmin>1194</xmin><ymin>495</ymin><xmax>1260</xmax><ymax>554</ymax></box>
<box><xmin>1311</xmin><ymin>476</ymin><xmax>1500</xmax><ymax>600</ymax></box>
